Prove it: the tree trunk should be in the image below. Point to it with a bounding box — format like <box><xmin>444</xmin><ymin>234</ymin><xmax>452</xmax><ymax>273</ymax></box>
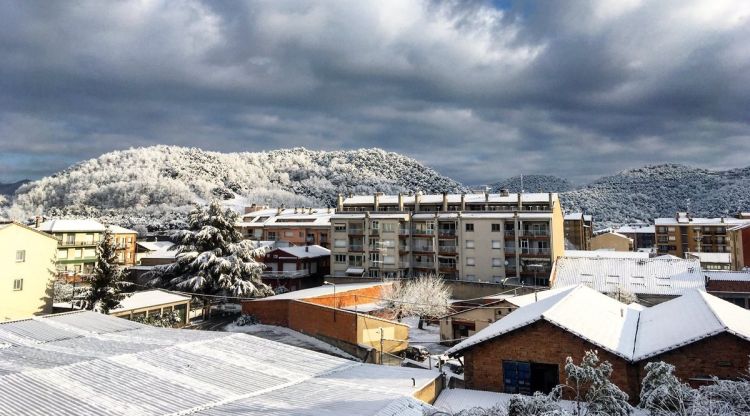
<box><xmin>418</xmin><ymin>316</ymin><xmax>425</xmax><ymax>330</ymax></box>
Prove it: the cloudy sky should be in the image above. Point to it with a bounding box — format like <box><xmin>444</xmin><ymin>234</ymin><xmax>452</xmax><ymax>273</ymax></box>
<box><xmin>1</xmin><ymin>0</ymin><xmax>749</xmax><ymax>185</ymax></box>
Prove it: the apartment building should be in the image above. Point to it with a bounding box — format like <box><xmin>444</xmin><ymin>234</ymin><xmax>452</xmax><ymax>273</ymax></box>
<box><xmin>0</xmin><ymin>221</ymin><xmax>58</xmax><ymax>321</ymax></box>
<box><xmin>330</xmin><ymin>191</ymin><xmax>565</xmax><ymax>286</ymax></box>
<box><xmin>237</xmin><ymin>207</ymin><xmax>333</xmax><ymax>248</ymax></box>
<box><xmin>615</xmin><ymin>223</ymin><xmax>656</xmax><ymax>251</ymax></box>
<box><xmin>654</xmin><ymin>212</ymin><xmax>749</xmax><ymax>258</ymax></box>
<box><xmin>563</xmin><ymin>212</ymin><xmax>593</xmax><ymax>250</ymax></box>
<box><xmin>36</xmin><ymin>219</ymin><xmax>138</xmax><ymax>280</ymax></box>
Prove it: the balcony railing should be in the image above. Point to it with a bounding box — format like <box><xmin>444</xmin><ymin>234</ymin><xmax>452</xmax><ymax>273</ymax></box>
<box><xmin>398</xmin><ymin>228</ymin><xmax>410</xmax><ymax>235</ymax></box>
<box><xmin>399</xmin><ymin>261</ymin><xmax>410</xmax><ymax>269</ymax></box>
<box><xmin>349</xmin><ymin>228</ymin><xmax>364</xmax><ymax>235</ymax></box>
<box><xmin>398</xmin><ymin>246</ymin><xmax>410</xmax><ymax>252</ymax></box>
<box><xmin>262</xmin><ymin>270</ymin><xmax>309</xmax><ymax>279</ymax></box>
<box><xmin>521</xmin><ymin>247</ymin><xmax>551</xmax><ymax>255</ymax></box>
<box><xmin>412</xmin><ymin>262</ymin><xmax>435</xmax><ymax>268</ymax></box>
<box><xmin>504</xmin><ymin>247</ymin><xmax>516</xmax><ymax>254</ymax></box>
<box><xmin>349</xmin><ymin>245</ymin><xmax>364</xmax><ymax>252</ymax></box>
<box><xmin>504</xmin><ymin>230</ymin><xmax>515</xmax><ymax>237</ymax></box>
<box><xmin>412</xmin><ymin>245</ymin><xmax>435</xmax><ymax>252</ymax></box>
<box><xmin>520</xmin><ymin>230</ymin><xmax>550</xmax><ymax>237</ymax></box>
<box><xmin>412</xmin><ymin>229</ymin><xmax>435</xmax><ymax>235</ymax></box>
<box><xmin>58</xmin><ymin>240</ymin><xmax>100</xmax><ymax>247</ymax></box>
<box><xmin>438</xmin><ymin>229</ymin><xmax>456</xmax><ymax>236</ymax></box>
<box><xmin>438</xmin><ymin>246</ymin><xmax>457</xmax><ymax>254</ymax></box>
<box><xmin>370</xmin><ymin>229</ymin><xmax>380</xmax><ymax>235</ymax></box>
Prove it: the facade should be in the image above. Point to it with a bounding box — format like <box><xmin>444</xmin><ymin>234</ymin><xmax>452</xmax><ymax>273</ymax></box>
<box><xmin>37</xmin><ymin>219</ymin><xmax>138</xmax><ymax>280</ymax></box>
<box><xmin>0</xmin><ymin>310</ymin><xmax>438</xmax><ymax>415</ymax></box>
<box><xmin>110</xmin><ymin>289</ymin><xmax>191</xmax><ymax>326</ymax></box>
<box><xmin>237</xmin><ymin>207</ymin><xmax>333</xmax><ymax>248</ymax></box>
<box><xmin>550</xmin><ymin>256</ymin><xmax>705</xmax><ymax>305</ymax></box>
<box><xmin>446</xmin><ymin>286</ymin><xmax>750</xmax><ymax>402</ymax></box>
<box><xmin>262</xmin><ymin>245</ymin><xmax>331</xmax><ymax>291</ymax></box>
<box><xmin>705</xmin><ymin>270</ymin><xmax>750</xmax><ymax>309</ymax></box>
<box><xmin>330</xmin><ymin>191</ymin><xmax>565</xmax><ymax>286</ymax></box>
<box><xmin>563</xmin><ymin>212</ymin><xmax>593</xmax><ymax>250</ymax></box>
<box><xmin>590</xmin><ymin>232</ymin><xmax>634</xmax><ymax>252</ymax></box>
<box><xmin>654</xmin><ymin>212</ymin><xmax>748</xmax><ymax>258</ymax></box>
<box><xmin>728</xmin><ymin>222</ymin><xmax>750</xmax><ymax>270</ymax></box>
<box><xmin>615</xmin><ymin>223</ymin><xmax>656</xmax><ymax>251</ymax></box>
<box><xmin>0</xmin><ymin>221</ymin><xmax>59</xmax><ymax>321</ymax></box>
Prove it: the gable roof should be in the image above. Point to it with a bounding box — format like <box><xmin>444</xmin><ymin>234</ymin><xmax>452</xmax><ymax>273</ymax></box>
<box><xmin>0</xmin><ymin>221</ymin><xmax>58</xmax><ymax>241</ymax></box>
<box><xmin>112</xmin><ymin>289</ymin><xmax>191</xmax><ymax>312</ymax></box>
<box><xmin>551</xmin><ymin>257</ymin><xmax>705</xmax><ymax>296</ymax></box>
<box><xmin>274</xmin><ymin>245</ymin><xmax>331</xmax><ymax>259</ymax></box>
<box><xmin>37</xmin><ymin>219</ymin><xmax>106</xmax><ymax>233</ymax></box>
<box><xmin>136</xmin><ymin>241</ymin><xmax>175</xmax><ymax>252</ymax></box>
<box><xmin>0</xmin><ymin>311</ymin><xmax>436</xmax><ymax>415</ymax></box>
<box><xmin>447</xmin><ymin>286</ymin><xmax>750</xmax><ymax>363</ymax></box>
<box><xmin>686</xmin><ymin>252</ymin><xmax>731</xmax><ymax>264</ymax></box>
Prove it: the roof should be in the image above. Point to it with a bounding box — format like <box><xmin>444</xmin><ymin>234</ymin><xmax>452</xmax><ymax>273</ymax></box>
<box><xmin>0</xmin><ymin>311</ymin><xmax>436</xmax><ymax>415</ymax></box>
<box><xmin>551</xmin><ymin>257</ymin><xmax>705</xmax><ymax>296</ymax></box>
<box><xmin>593</xmin><ymin>231</ymin><xmax>632</xmax><ymax>241</ymax></box>
<box><xmin>240</xmin><ymin>208</ymin><xmax>333</xmax><ymax>227</ymax></box>
<box><xmin>655</xmin><ymin>216</ymin><xmax>748</xmax><ymax>226</ymax></box>
<box><xmin>342</xmin><ymin>193</ymin><xmax>556</xmax><ymax>206</ymax></box>
<box><xmin>136</xmin><ymin>241</ymin><xmax>175</xmax><ymax>252</ymax></box>
<box><xmin>37</xmin><ymin>219</ymin><xmax>106</xmax><ymax>233</ymax></box>
<box><xmin>705</xmin><ymin>271</ymin><xmax>750</xmax><ymax>282</ymax></box>
<box><xmin>616</xmin><ymin>224</ymin><xmax>655</xmax><ymax>234</ymax></box>
<box><xmin>686</xmin><ymin>252</ymin><xmax>731</xmax><ymax>264</ymax></box>
<box><xmin>0</xmin><ymin>221</ymin><xmax>58</xmax><ymax>241</ymax></box>
<box><xmin>447</xmin><ymin>286</ymin><xmax>750</xmax><ymax>363</ymax></box>
<box><xmin>107</xmin><ymin>225</ymin><xmax>138</xmax><ymax>235</ymax></box>
<box><xmin>274</xmin><ymin>245</ymin><xmax>331</xmax><ymax>259</ymax></box>
<box><xmin>250</xmin><ymin>282</ymin><xmax>386</xmax><ymax>301</ymax></box>
<box><xmin>564</xmin><ymin>212</ymin><xmax>583</xmax><ymax>220</ymax></box>
<box><xmin>112</xmin><ymin>290</ymin><xmax>191</xmax><ymax>312</ymax></box>
<box><xmin>564</xmin><ymin>250</ymin><xmax>649</xmax><ymax>259</ymax></box>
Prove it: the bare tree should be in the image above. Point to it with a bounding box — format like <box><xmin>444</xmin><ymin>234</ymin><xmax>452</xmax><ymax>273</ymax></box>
<box><xmin>380</xmin><ymin>274</ymin><xmax>451</xmax><ymax>329</ymax></box>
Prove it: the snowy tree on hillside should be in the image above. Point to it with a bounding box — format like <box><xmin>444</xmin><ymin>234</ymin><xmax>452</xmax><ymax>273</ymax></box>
<box><xmin>147</xmin><ymin>201</ymin><xmax>273</xmax><ymax>308</ymax></box>
<box><xmin>381</xmin><ymin>274</ymin><xmax>451</xmax><ymax>329</ymax></box>
<box><xmin>80</xmin><ymin>228</ymin><xmax>132</xmax><ymax>313</ymax></box>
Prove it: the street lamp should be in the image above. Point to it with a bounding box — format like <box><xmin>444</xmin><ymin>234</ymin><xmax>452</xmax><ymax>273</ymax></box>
<box><xmin>323</xmin><ymin>281</ymin><xmax>337</xmax><ymax>321</ymax></box>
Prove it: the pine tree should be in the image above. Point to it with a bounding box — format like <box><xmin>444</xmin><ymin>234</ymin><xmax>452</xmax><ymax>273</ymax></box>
<box><xmin>82</xmin><ymin>228</ymin><xmax>131</xmax><ymax>313</ymax></box>
<box><xmin>148</xmin><ymin>201</ymin><xmax>273</xmax><ymax>308</ymax></box>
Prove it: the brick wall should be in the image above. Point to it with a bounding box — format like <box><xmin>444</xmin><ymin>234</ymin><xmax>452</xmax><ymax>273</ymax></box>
<box><xmin>706</xmin><ymin>279</ymin><xmax>750</xmax><ymax>293</ymax></box>
<box><xmin>304</xmin><ymin>284</ymin><xmax>387</xmax><ymax>308</ymax></box>
<box><xmin>639</xmin><ymin>332</ymin><xmax>750</xmax><ymax>388</ymax></box>
<box><xmin>242</xmin><ymin>299</ymin><xmax>291</xmax><ymax>326</ymax></box>
<box><xmin>463</xmin><ymin>320</ymin><xmax>639</xmax><ymax>401</ymax></box>
<box><xmin>288</xmin><ymin>301</ymin><xmax>359</xmax><ymax>345</ymax></box>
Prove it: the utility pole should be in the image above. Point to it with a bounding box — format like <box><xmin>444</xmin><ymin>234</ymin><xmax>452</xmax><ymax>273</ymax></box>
<box><xmin>379</xmin><ymin>327</ymin><xmax>384</xmax><ymax>365</ymax></box>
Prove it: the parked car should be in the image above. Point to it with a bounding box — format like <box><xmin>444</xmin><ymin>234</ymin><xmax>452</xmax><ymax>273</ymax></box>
<box><xmin>402</xmin><ymin>345</ymin><xmax>430</xmax><ymax>361</ymax></box>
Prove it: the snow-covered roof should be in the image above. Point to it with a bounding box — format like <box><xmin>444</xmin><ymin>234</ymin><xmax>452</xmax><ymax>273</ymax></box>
<box><xmin>0</xmin><ymin>311</ymin><xmax>436</xmax><ymax>415</ymax></box>
<box><xmin>107</xmin><ymin>225</ymin><xmax>138</xmax><ymax>235</ymax></box>
<box><xmin>564</xmin><ymin>250</ymin><xmax>649</xmax><ymax>259</ymax></box>
<box><xmin>616</xmin><ymin>224</ymin><xmax>655</xmax><ymax>234</ymax></box>
<box><xmin>564</xmin><ymin>212</ymin><xmax>583</xmax><ymax>220</ymax></box>
<box><xmin>0</xmin><ymin>221</ymin><xmax>58</xmax><ymax>240</ymax></box>
<box><xmin>140</xmin><ymin>250</ymin><xmax>176</xmax><ymax>259</ymax></box>
<box><xmin>655</xmin><ymin>254</ymin><xmax>681</xmax><ymax>259</ymax></box>
<box><xmin>551</xmin><ymin>257</ymin><xmax>705</xmax><ymax>296</ymax></box>
<box><xmin>686</xmin><ymin>252</ymin><xmax>731</xmax><ymax>264</ymax></box>
<box><xmin>251</xmin><ymin>282</ymin><xmax>386</xmax><ymax>301</ymax></box>
<box><xmin>275</xmin><ymin>245</ymin><xmax>331</xmax><ymax>259</ymax></box>
<box><xmin>446</xmin><ymin>286</ymin><xmax>641</xmax><ymax>360</ymax></box>
<box><xmin>112</xmin><ymin>289</ymin><xmax>191</xmax><ymax>312</ymax></box>
<box><xmin>241</xmin><ymin>208</ymin><xmax>334</xmax><ymax>227</ymax></box>
<box><xmin>705</xmin><ymin>270</ymin><xmax>750</xmax><ymax>282</ymax></box>
<box><xmin>37</xmin><ymin>219</ymin><xmax>106</xmax><ymax>233</ymax></box>
<box><xmin>655</xmin><ymin>216</ymin><xmax>748</xmax><ymax>226</ymax></box>
<box><xmin>136</xmin><ymin>241</ymin><xmax>175</xmax><ymax>252</ymax></box>
<box><xmin>342</xmin><ymin>193</ymin><xmax>556</xmax><ymax>206</ymax></box>
<box><xmin>447</xmin><ymin>286</ymin><xmax>750</xmax><ymax>363</ymax></box>
<box><xmin>633</xmin><ymin>290</ymin><xmax>750</xmax><ymax>360</ymax></box>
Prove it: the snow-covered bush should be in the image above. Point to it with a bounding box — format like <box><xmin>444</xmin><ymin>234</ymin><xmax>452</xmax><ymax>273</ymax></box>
<box><xmin>131</xmin><ymin>310</ymin><xmax>182</xmax><ymax>328</ymax></box>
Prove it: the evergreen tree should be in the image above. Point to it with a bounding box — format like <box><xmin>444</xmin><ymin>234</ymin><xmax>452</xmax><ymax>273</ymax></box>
<box><xmin>82</xmin><ymin>228</ymin><xmax>131</xmax><ymax>313</ymax></box>
<box><xmin>148</xmin><ymin>201</ymin><xmax>273</xmax><ymax>305</ymax></box>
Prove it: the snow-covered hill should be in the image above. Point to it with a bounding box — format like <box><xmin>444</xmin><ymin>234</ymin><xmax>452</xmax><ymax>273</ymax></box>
<box><xmin>489</xmin><ymin>175</ymin><xmax>574</xmax><ymax>193</ymax></box>
<box><xmin>561</xmin><ymin>164</ymin><xmax>750</xmax><ymax>226</ymax></box>
<box><xmin>6</xmin><ymin>146</ymin><xmax>463</xmax><ymax>228</ymax></box>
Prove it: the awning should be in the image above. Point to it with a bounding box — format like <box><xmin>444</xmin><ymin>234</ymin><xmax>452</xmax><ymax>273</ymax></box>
<box><xmin>345</xmin><ymin>267</ymin><xmax>365</xmax><ymax>275</ymax></box>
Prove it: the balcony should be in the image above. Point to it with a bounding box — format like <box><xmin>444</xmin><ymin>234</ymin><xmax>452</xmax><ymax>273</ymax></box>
<box><xmin>370</xmin><ymin>229</ymin><xmax>380</xmax><ymax>236</ymax></box>
<box><xmin>412</xmin><ymin>245</ymin><xmax>435</xmax><ymax>253</ymax></box>
<box><xmin>398</xmin><ymin>246</ymin><xmax>410</xmax><ymax>253</ymax></box>
<box><xmin>519</xmin><ymin>230</ymin><xmax>550</xmax><ymax>238</ymax></box>
<box><xmin>348</xmin><ymin>245</ymin><xmax>364</xmax><ymax>252</ymax></box>
<box><xmin>439</xmin><ymin>265</ymin><xmax>457</xmax><ymax>273</ymax></box>
<box><xmin>438</xmin><ymin>245</ymin><xmax>457</xmax><ymax>255</ymax></box>
<box><xmin>398</xmin><ymin>228</ymin><xmax>410</xmax><ymax>236</ymax></box>
<box><xmin>412</xmin><ymin>229</ymin><xmax>435</xmax><ymax>236</ymax></box>
<box><xmin>348</xmin><ymin>228</ymin><xmax>364</xmax><ymax>235</ymax></box>
<box><xmin>521</xmin><ymin>247</ymin><xmax>551</xmax><ymax>256</ymax></box>
<box><xmin>399</xmin><ymin>261</ymin><xmax>410</xmax><ymax>269</ymax></box>
<box><xmin>412</xmin><ymin>261</ymin><xmax>435</xmax><ymax>269</ymax></box>
<box><xmin>58</xmin><ymin>240</ymin><xmax>100</xmax><ymax>248</ymax></box>
<box><xmin>262</xmin><ymin>270</ymin><xmax>309</xmax><ymax>279</ymax></box>
<box><xmin>438</xmin><ymin>229</ymin><xmax>456</xmax><ymax>238</ymax></box>
<box><xmin>504</xmin><ymin>247</ymin><xmax>516</xmax><ymax>254</ymax></box>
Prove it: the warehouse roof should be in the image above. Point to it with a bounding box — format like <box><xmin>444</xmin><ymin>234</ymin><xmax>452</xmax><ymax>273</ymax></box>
<box><xmin>0</xmin><ymin>311</ymin><xmax>436</xmax><ymax>415</ymax></box>
<box><xmin>446</xmin><ymin>285</ymin><xmax>750</xmax><ymax>363</ymax></box>
<box><xmin>550</xmin><ymin>257</ymin><xmax>705</xmax><ymax>296</ymax></box>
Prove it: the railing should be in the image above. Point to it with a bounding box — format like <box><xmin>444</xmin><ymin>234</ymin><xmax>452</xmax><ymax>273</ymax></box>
<box><xmin>349</xmin><ymin>228</ymin><xmax>364</xmax><ymax>234</ymax></box>
<box><xmin>262</xmin><ymin>270</ymin><xmax>309</xmax><ymax>279</ymax></box>
<box><xmin>520</xmin><ymin>230</ymin><xmax>550</xmax><ymax>237</ymax></box>
<box><xmin>398</xmin><ymin>246</ymin><xmax>410</xmax><ymax>252</ymax></box>
<box><xmin>370</xmin><ymin>229</ymin><xmax>380</xmax><ymax>235</ymax></box>
<box><xmin>438</xmin><ymin>246</ymin><xmax>457</xmax><ymax>253</ymax></box>
<box><xmin>349</xmin><ymin>245</ymin><xmax>364</xmax><ymax>252</ymax></box>
<box><xmin>438</xmin><ymin>229</ymin><xmax>456</xmax><ymax>236</ymax></box>
<box><xmin>399</xmin><ymin>261</ymin><xmax>410</xmax><ymax>269</ymax></box>
<box><xmin>412</xmin><ymin>262</ymin><xmax>435</xmax><ymax>268</ymax></box>
<box><xmin>398</xmin><ymin>229</ymin><xmax>410</xmax><ymax>235</ymax></box>
<box><xmin>504</xmin><ymin>247</ymin><xmax>516</xmax><ymax>254</ymax></box>
<box><xmin>58</xmin><ymin>240</ymin><xmax>100</xmax><ymax>247</ymax></box>
<box><xmin>412</xmin><ymin>229</ymin><xmax>435</xmax><ymax>235</ymax></box>
<box><xmin>504</xmin><ymin>230</ymin><xmax>515</xmax><ymax>238</ymax></box>
<box><xmin>521</xmin><ymin>247</ymin><xmax>551</xmax><ymax>255</ymax></box>
<box><xmin>412</xmin><ymin>245</ymin><xmax>434</xmax><ymax>252</ymax></box>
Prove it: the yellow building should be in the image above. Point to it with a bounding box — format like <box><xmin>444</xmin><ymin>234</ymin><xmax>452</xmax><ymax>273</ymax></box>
<box><xmin>591</xmin><ymin>231</ymin><xmax>634</xmax><ymax>252</ymax></box>
<box><xmin>0</xmin><ymin>221</ymin><xmax>58</xmax><ymax>321</ymax></box>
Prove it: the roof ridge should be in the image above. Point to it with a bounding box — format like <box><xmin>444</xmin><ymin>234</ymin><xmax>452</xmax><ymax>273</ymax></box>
<box><xmin>696</xmin><ymin>290</ymin><xmax>730</xmax><ymax>332</ymax></box>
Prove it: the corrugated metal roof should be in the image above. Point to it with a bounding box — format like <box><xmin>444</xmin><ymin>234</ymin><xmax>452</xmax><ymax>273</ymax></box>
<box><xmin>113</xmin><ymin>289</ymin><xmax>191</xmax><ymax>312</ymax></box>
<box><xmin>705</xmin><ymin>270</ymin><xmax>750</xmax><ymax>282</ymax></box>
<box><xmin>0</xmin><ymin>311</ymin><xmax>436</xmax><ymax>415</ymax></box>
<box><xmin>551</xmin><ymin>257</ymin><xmax>705</xmax><ymax>296</ymax></box>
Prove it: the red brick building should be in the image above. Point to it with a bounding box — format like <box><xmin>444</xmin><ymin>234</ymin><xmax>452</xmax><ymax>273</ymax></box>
<box><xmin>705</xmin><ymin>270</ymin><xmax>750</xmax><ymax>309</ymax></box>
<box><xmin>447</xmin><ymin>285</ymin><xmax>750</xmax><ymax>402</ymax></box>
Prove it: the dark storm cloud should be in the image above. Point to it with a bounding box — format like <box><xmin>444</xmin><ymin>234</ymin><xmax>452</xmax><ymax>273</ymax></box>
<box><xmin>0</xmin><ymin>0</ymin><xmax>749</xmax><ymax>184</ymax></box>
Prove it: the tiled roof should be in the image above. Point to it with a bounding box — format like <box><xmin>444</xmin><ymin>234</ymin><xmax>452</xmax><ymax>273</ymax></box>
<box><xmin>551</xmin><ymin>257</ymin><xmax>705</xmax><ymax>296</ymax></box>
<box><xmin>447</xmin><ymin>285</ymin><xmax>750</xmax><ymax>363</ymax></box>
<box><xmin>0</xmin><ymin>311</ymin><xmax>436</xmax><ymax>415</ymax></box>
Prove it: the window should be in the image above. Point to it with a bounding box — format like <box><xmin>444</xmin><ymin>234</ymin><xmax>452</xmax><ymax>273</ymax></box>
<box><xmin>465</xmin><ymin>223</ymin><xmax>474</xmax><ymax>232</ymax></box>
<box><xmin>349</xmin><ymin>255</ymin><xmax>363</xmax><ymax>267</ymax></box>
<box><xmin>13</xmin><ymin>279</ymin><xmax>23</xmax><ymax>291</ymax></box>
<box><xmin>369</xmin><ymin>253</ymin><xmax>380</xmax><ymax>263</ymax></box>
<box><xmin>84</xmin><ymin>248</ymin><xmax>96</xmax><ymax>258</ymax></box>
<box><xmin>57</xmin><ymin>250</ymin><xmax>68</xmax><ymax>259</ymax></box>
<box><xmin>492</xmin><ymin>258</ymin><xmax>502</xmax><ymax>267</ymax></box>
<box><xmin>371</xmin><ymin>220</ymin><xmax>379</xmax><ymax>230</ymax></box>
<box><xmin>334</xmin><ymin>239</ymin><xmax>347</xmax><ymax>248</ymax></box>
<box><xmin>492</xmin><ymin>240</ymin><xmax>502</xmax><ymax>249</ymax></box>
<box><xmin>15</xmin><ymin>250</ymin><xmax>26</xmax><ymax>262</ymax></box>
<box><xmin>267</xmin><ymin>232</ymin><xmax>277</xmax><ymax>240</ymax></box>
<box><xmin>465</xmin><ymin>240</ymin><xmax>475</xmax><ymax>249</ymax></box>
<box><xmin>491</xmin><ymin>224</ymin><xmax>501</xmax><ymax>232</ymax></box>
<box><xmin>383</xmin><ymin>255</ymin><xmax>395</xmax><ymax>265</ymax></box>
<box><xmin>334</xmin><ymin>223</ymin><xmax>346</xmax><ymax>232</ymax></box>
<box><xmin>466</xmin><ymin>257</ymin><xmax>475</xmax><ymax>266</ymax></box>
<box><xmin>382</xmin><ymin>223</ymin><xmax>395</xmax><ymax>233</ymax></box>
<box><xmin>74</xmin><ymin>249</ymin><xmax>83</xmax><ymax>259</ymax></box>
<box><xmin>284</xmin><ymin>231</ymin><xmax>294</xmax><ymax>237</ymax></box>
<box><xmin>334</xmin><ymin>254</ymin><xmax>347</xmax><ymax>263</ymax></box>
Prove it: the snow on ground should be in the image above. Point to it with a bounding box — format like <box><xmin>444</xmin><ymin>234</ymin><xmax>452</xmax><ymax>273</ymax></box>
<box><xmin>402</xmin><ymin>316</ymin><xmax>447</xmax><ymax>355</ymax></box>
<box><xmin>224</xmin><ymin>323</ymin><xmax>357</xmax><ymax>360</ymax></box>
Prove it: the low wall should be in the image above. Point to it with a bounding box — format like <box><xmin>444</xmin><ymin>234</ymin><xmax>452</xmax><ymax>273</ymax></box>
<box><xmin>289</xmin><ymin>301</ymin><xmax>359</xmax><ymax>345</ymax></box>
<box><xmin>357</xmin><ymin>313</ymin><xmax>409</xmax><ymax>354</ymax></box>
<box><xmin>242</xmin><ymin>299</ymin><xmax>291</xmax><ymax>326</ymax></box>
<box><xmin>305</xmin><ymin>284</ymin><xmax>388</xmax><ymax>308</ymax></box>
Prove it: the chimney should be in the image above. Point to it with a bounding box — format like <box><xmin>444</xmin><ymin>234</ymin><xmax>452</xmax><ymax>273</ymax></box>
<box><xmin>484</xmin><ymin>191</ymin><xmax>489</xmax><ymax>203</ymax></box>
<box><xmin>442</xmin><ymin>192</ymin><xmax>448</xmax><ymax>212</ymax></box>
<box><xmin>35</xmin><ymin>216</ymin><xmax>42</xmax><ymax>228</ymax></box>
<box><xmin>548</xmin><ymin>192</ymin><xmax>553</xmax><ymax>210</ymax></box>
<box><xmin>415</xmin><ymin>191</ymin><xmax>422</xmax><ymax>212</ymax></box>
<box><xmin>337</xmin><ymin>194</ymin><xmax>344</xmax><ymax>211</ymax></box>
<box><xmin>276</xmin><ymin>206</ymin><xmax>282</xmax><ymax>215</ymax></box>
<box><xmin>374</xmin><ymin>192</ymin><xmax>381</xmax><ymax>211</ymax></box>
<box><xmin>500</xmin><ymin>188</ymin><xmax>509</xmax><ymax>197</ymax></box>
<box><xmin>460</xmin><ymin>193</ymin><xmax>466</xmax><ymax>211</ymax></box>
<box><xmin>308</xmin><ymin>207</ymin><xmax>312</xmax><ymax>214</ymax></box>
<box><xmin>327</xmin><ymin>207</ymin><xmax>331</xmax><ymax>213</ymax></box>
<box><xmin>398</xmin><ymin>193</ymin><xmax>404</xmax><ymax>211</ymax></box>
<box><xmin>305</xmin><ymin>246</ymin><xmax>309</xmax><ymax>252</ymax></box>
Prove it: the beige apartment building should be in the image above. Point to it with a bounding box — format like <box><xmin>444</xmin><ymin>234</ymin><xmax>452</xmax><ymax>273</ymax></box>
<box><xmin>330</xmin><ymin>191</ymin><xmax>565</xmax><ymax>286</ymax></box>
<box><xmin>0</xmin><ymin>221</ymin><xmax>58</xmax><ymax>321</ymax></box>
<box><xmin>655</xmin><ymin>213</ymin><xmax>749</xmax><ymax>258</ymax></box>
